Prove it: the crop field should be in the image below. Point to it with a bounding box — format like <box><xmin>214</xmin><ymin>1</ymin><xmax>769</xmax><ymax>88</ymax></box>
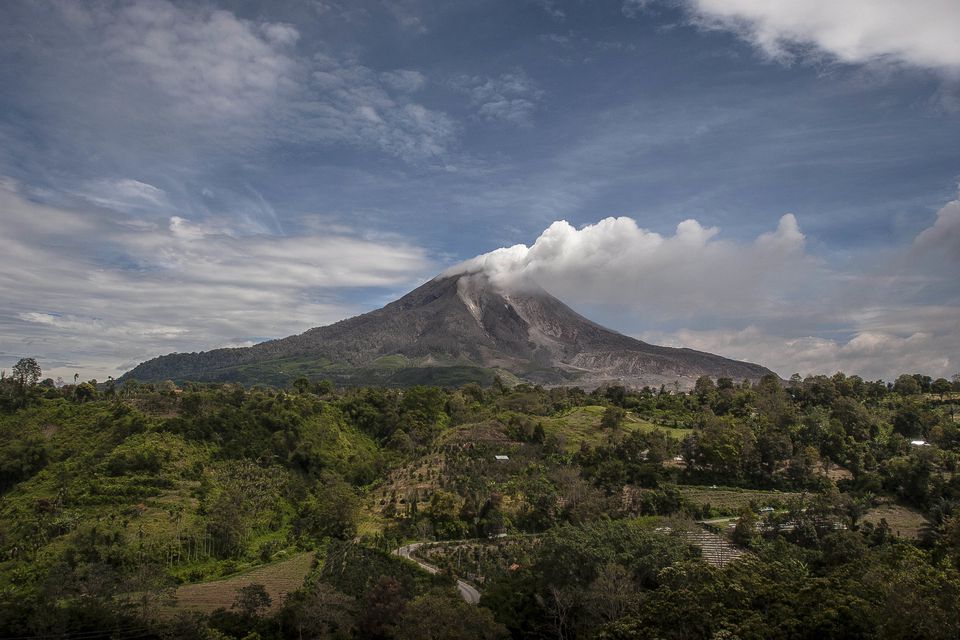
<box><xmin>170</xmin><ymin>551</ymin><xmax>316</xmax><ymax>614</ymax></box>
<box><xmin>677</xmin><ymin>485</ymin><xmax>803</xmax><ymax>514</ymax></box>
<box><xmin>863</xmin><ymin>503</ymin><xmax>929</xmax><ymax>539</ymax></box>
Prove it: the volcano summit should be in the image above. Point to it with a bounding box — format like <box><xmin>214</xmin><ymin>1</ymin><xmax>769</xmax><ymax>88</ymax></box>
<box><xmin>123</xmin><ymin>271</ymin><xmax>774</xmax><ymax>388</ymax></box>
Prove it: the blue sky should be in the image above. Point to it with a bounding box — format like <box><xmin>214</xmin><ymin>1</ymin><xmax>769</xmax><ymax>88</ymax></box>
<box><xmin>1</xmin><ymin>0</ymin><xmax>958</xmax><ymax>382</ymax></box>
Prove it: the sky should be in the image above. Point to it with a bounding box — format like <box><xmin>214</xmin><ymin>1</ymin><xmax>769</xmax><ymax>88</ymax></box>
<box><xmin>1</xmin><ymin>0</ymin><xmax>959</xmax><ymax>383</ymax></box>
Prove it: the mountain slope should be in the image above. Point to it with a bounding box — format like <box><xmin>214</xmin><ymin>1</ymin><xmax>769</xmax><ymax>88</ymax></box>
<box><xmin>123</xmin><ymin>272</ymin><xmax>774</xmax><ymax>388</ymax></box>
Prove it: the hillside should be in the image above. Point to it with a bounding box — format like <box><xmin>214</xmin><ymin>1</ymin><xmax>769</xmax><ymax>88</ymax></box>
<box><xmin>1</xmin><ymin>372</ymin><xmax>959</xmax><ymax>639</ymax></box>
<box><xmin>124</xmin><ymin>272</ymin><xmax>774</xmax><ymax>388</ymax></box>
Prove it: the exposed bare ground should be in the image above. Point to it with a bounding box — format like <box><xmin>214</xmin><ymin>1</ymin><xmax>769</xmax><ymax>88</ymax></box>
<box><xmin>817</xmin><ymin>462</ymin><xmax>853</xmax><ymax>482</ymax></box>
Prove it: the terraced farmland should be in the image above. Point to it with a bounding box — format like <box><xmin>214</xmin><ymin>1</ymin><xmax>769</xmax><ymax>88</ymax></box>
<box><xmin>681</xmin><ymin>527</ymin><xmax>745</xmax><ymax>567</ymax></box>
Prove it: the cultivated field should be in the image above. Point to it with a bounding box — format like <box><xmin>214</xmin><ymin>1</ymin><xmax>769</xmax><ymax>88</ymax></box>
<box><xmin>170</xmin><ymin>551</ymin><xmax>316</xmax><ymax>614</ymax></box>
<box><xmin>678</xmin><ymin>485</ymin><xmax>803</xmax><ymax>514</ymax></box>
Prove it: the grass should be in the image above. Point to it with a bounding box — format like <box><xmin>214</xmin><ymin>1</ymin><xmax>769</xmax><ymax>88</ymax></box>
<box><xmin>357</xmin><ymin>510</ymin><xmax>390</xmax><ymax>537</ymax></box>
<box><xmin>541</xmin><ymin>405</ymin><xmax>692</xmax><ymax>451</ymax></box>
<box><xmin>169</xmin><ymin>551</ymin><xmax>316</xmax><ymax>614</ymax></box>
<box><xmin>371</xmin><ymin>354</ymin><xmax>411</xmax><ymax>369</ymax></box>
<box><xmin>863</xmin><ymin>502</ymin><xmax>929</xmax><ymax>539</ymax></box>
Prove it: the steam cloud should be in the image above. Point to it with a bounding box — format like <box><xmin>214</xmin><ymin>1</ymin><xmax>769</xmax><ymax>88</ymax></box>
<box><xmin>447</xmin><ymin>214</ymin><xmax>819</xmax><ymax>324</ymax></box>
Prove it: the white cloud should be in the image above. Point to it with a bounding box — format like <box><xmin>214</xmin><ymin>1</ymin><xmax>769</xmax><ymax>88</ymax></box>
<box><xmin>101</xmin><ymin>1</ymin><xmax>301</xmax><ymax>121</ymax></box>
<box><xmin>261</xmin><ymin>22</ymin><xmax>300</xmax><ymax>47</ymax></box>
<box><xmin>42</xmin><ymin>1</ymin><xmax>454</xmax><ymax>164</ymax></box>
<box><xmin>914</xmin><ymin>193</ymin><xmax>960</xmax><ymax>262</ymax></box>
<box><xmin>78</xmin><ymin>178</ymin><xmax>167</xmax><ymax>211</ymax></box>
<box><xmin>305</xmin><ymin>55</ymin><xmax>455</xmax><ymax>160</ymax></box>
<box><xmin>643</xmin><ymin>326</ymin><xmax>956</xmax><ymax>381</ymax></box>
<box><xmin>673</xmin><ymin>0</ymin><xmax>960</xmax><ymax>73</ymax></box>
<box><xmin>0</xmin><ymin>178</ymin><xmax>435</xmax><ymax>381</ymax></box>
<box><xmin>381</xmin><ymin>69</ymin><xmax>427</xmax><ymax>93</ymax></box>
<box><xmin>448</xmin><ymin>213</ymin><xmax>819</xmax><ymax>323</ymax></box>
<box><xmin>455</xmin><ymin>71</ymin><xmax>544</xmax><ymax>125</ymax></box>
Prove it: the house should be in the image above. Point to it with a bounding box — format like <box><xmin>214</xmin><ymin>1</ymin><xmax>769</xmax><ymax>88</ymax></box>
<box><xmin>494</xmin><ymin>455</ymin><xmax>510</xmax><ymax>462</ymax></box>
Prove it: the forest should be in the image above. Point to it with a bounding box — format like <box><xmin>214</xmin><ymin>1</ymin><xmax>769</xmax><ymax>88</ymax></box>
<box><xmin>1</xmin><ymin>360</ymin><xmax>960</xmax><ymax>639</ymax></box>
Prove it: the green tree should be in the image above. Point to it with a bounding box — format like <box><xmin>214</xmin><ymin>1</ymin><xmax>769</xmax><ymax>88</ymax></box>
<box><xmin>428</xmin><ymin>490</ymin><xmax>467</xmax><ymax>539</ymax></box>
<box><xmin>233</xmin><ymin>583</ymin><xmax>271</xmax><ymax>619</ymax></box>
<box><xmin>693</xmin><ymin>376</ymin><xmax>716</xmax><ymax>403</ymax></box>
<box><xmin>293</xmin><ymin>377</ymin><xmax>312</xmax><ymax>394</ymax></box>
<box><xmin>11</xmin><ymin>357</ymin><xmax>41</xmax><ymax>389</ymax></box>
<box><xmin>357</xmin><ymin>575</ymin><xmax>406</xmax><ymax>639</ymax></box>
<box><xmin>894</xmin><ymin>374</ymin><xmax>921</xmax><ymax>396</ymax></box>
<box><xmin>285</xmin><ymin>582</ymin><xmax>356</xmax><ymax>639</ymax></box>
<box><xmin>732</xmin><ymin>507</ymin><xmax>758</xmax><ymax>547</ymax></box>
<box><xmin>932</xmin><ymin>378</ymin><xmax>951</xmax><ymax>397</ymax></box>
<box><xmin>585</xmin><ymin>563</ymin><xmax>639</xmax><ymax>626</ymax></box>
<box><xmin>394</xmin><ymin>593</ymin><xmax>508</xmax><ymax>640</ymax></box>
<box><xmin>892</xmin><ymin>403</ymin><xmax>926</xmax><ymax>438</ymax></box>
<box><xmin>74</xmin><ymin>382</ymin><xmax>97</xmax><ymax>403</ymax></box>
<box><xmin>601</xmin><ymin>406</ymin><xmax>626</xmax><ymax>431</ymax></box>
<box><xmin>296</xmin><ymin>472</ymin><xmax>359</xmax><ymax>540</ymax></box>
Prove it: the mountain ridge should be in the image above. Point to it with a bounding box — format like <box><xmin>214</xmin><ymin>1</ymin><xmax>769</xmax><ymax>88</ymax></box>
<box><xmin>122</xmin><ymin>272</ymin><xmax>775</xmax><ymax>388</ymax></box>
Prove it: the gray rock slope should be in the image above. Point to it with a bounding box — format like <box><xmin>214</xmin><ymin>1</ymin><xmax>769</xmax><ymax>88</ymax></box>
<box><xmin>123</xmin><ymin>272</ymin><xmax>774</xmax><ymax>387</ymax></box>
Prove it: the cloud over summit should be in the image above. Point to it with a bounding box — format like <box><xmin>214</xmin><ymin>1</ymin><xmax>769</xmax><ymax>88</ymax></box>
<box><xmin>449</xmin><ymin>213</ymin><xmax>815</xmax><ymax>323</ymax></box>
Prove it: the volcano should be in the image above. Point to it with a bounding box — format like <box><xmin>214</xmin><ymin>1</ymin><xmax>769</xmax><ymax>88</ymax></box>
<box><xmin>122</xmin><ymin>271</ymin><xmax>774</xmax><ymax>388</ymax></box>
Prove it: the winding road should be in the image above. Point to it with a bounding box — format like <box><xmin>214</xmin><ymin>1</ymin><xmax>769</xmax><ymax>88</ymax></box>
<box><xmin>394</xmin><ymin>542</ymin><xmax>481</xmax><ymax>604</ymax></box>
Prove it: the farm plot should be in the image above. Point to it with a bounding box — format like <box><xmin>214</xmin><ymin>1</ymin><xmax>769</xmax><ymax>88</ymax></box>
<box><xmin>170</xmin><ymin>551</ymin><xmax>315</xmax><ymax>614</ymax></box>
<box><xmin>863</xmin><ymin>503</ymin><xmax>930</xmax><ymax>539</ymax></box>
<box><xmin>678</xmin><ymin>485</ymin><xmax>803</xmax><ymax>515</ymax></box>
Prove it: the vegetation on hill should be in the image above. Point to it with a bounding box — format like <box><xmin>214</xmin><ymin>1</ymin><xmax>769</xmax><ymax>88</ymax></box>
<box><xmin>1</xmin><ymin>360</ymin><xmax>960</xmax><ymax>638</ymax></box>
